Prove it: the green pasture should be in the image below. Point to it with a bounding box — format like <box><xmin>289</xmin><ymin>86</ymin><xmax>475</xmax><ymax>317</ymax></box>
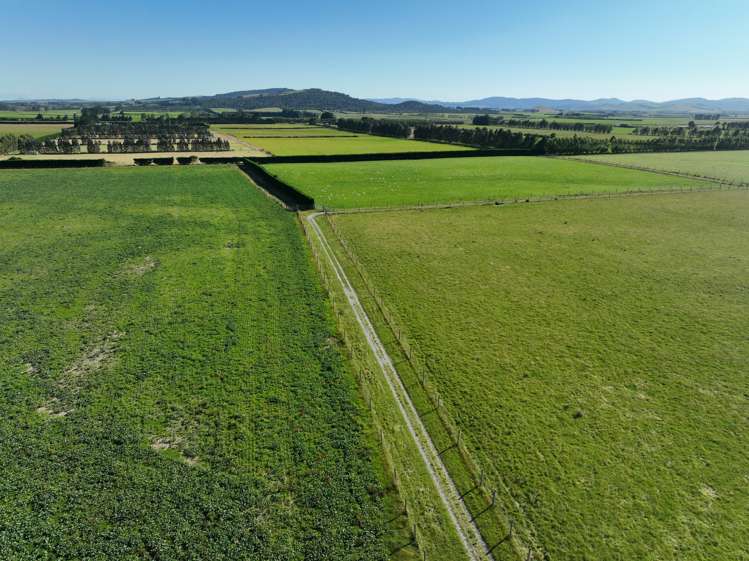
<box><xmin>267</xmin><ymin>155</ymin><xmax>712</xmax><ymax>208</ymax></box>
<box><xmin>570</xmin><ymin>150</ymin><xmax>749</xmax><ymax>184</ymax></box>
<box><xmin>243</xmin><ymin>135</ymin><xmax>469</xmax><ymax>156</ymax></box>
<box><xmin>0</xmin><ymin>123</ymin><xmax>70</xmax><ymax>139</ymax></box>
<box><xmin>0</xmin><ymin>110</ymin><xmax>78</xmax><ymax>120</ymax></box>
<box><xmin>213</xmin><ymin>124</ymin><xmax>356</xmax><ymax>138</ymax></box>
<box><xmin>327</xmin><ymin>191</ymin><xmax>749</xmax><ymax>561</ymax></box>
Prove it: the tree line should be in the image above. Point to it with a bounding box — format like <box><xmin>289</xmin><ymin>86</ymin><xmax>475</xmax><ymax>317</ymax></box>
<box><xmin>632</xmin><ymin>122</ymin><xmax>749</xmax><ymax>146</ymax></box>
<box><xmin>0</xmin><ymin>133</ymin><xmax>32</xmax><ymax>154</ymax></box>
<box><xmin>335</xmin><ymin>118</ymin><xmax>749</xmax><ymax>154</ymax></box>
<box><xmin>17</xmin><ymin>136</ymin><xmax>230</xmax><ymax>155</ymax></box>
<box><xmin>472</xmin><ymin>115</ymin><xmax>613</xmax><ymax>133</ymax></box>
<box><xmin>693</xmin><ymin>113</ymin><xmax>720</xmax><ymax>120</ymax></box>
<box><xmin>207</xmin><ymin>109</ymin><xmax>318</xmax><ymax>124</ymax></box>
<box><xmin>337</xmin><ymin>118</ymin><xmax>416</xmax><ymax>138</ymax></box>
<box><xmin>62</xmin><ymin>120</ymin><xmax>212</xmax><ymax>139</ymax></box>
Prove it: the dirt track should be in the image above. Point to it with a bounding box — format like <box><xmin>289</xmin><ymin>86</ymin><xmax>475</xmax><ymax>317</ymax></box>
<box><xmin>305</xmin><ymin>211</ymin><xmax>491</xmax><ymax>561</ymax></box>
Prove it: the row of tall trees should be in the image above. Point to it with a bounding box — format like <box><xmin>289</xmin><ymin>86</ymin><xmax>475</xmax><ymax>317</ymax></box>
<box><xmin>207</xmin><ymin>109</ymin><xmax>317</xmax><ymax>124</ymax></box>
<box><xmin>472</xmin><ymin>115</ymin><xmax>612</xmax><ymax>133</ymax></box>
<box><xmin>336</xmin><ymin>118</ymin><xmax>416</xmax><ymax>138</ymax></box>
<box><xmin>0</xmin><ymin>133</ymin><xmax>33</xmax><ymax>153</ymax></box>
<box><xmin>545</xmin><ymin>131</ymin><xmax>749</xmax><ymax>154</ymax></box>
<box><xmin>414</xmin><ymin>124</ymin><xmax>543</xmax><ymax>149</ymax></box>
<box><xmin>63</xmin><ymin>120</ymin><xmax>211</xmax><ymax>139</ymax></box>
<box><xmin>17</xmin><ymin>136</ymin><xmax>229</xmax><ymax>154</ymax></box>
<box><xmin>334</xmin><ymin>118</ymin><xmax>749</xmax><ymax>155</ymax></box>
<box><xmin>632</xmin><ymin>123</ymin><xmax>749</xmax><ymax>146</ymax></box>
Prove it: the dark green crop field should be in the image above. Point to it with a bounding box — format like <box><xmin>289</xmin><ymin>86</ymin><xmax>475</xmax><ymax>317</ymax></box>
<box><xmin>267</xmin><ymin>156</ymin><xmax>713</xmax><ymax>209</ymax></box>
<box><xmin>327</xmin><ymin>191</ymin><xmax>749</xmax><ymax>560</ymax></box>
<box><xmin>0</xmin><ymin>166</ymin><xmax>389</xmax><ymax>560</ymax></box>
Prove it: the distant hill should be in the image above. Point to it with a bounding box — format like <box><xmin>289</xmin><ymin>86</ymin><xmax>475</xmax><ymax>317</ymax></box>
<box><xmin>194</xmin><ymin>88</ymin><xmax>455</xmax><ymax>113</ymax></box>
<box><xmin>370</xmin><ymin>96</ymin><xmax>749</xmax><ymax>114</ymax></box>
<box><xmin>6</xmin><ymin>89</ymin><xmax>749</xmax><ymax>115</ymax></box>
<box><xmin>213</xmin><ymin>88</ymin><xmax>295</xmax><ymax>98</ymax></box>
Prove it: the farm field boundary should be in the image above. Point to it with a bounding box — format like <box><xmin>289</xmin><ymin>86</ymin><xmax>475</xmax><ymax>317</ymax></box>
<box><xmin>238</xmin><ymin>159</ymin><xmax>315</xmax><ymax>210</ymax></box>
<box><xmin>317</xmin><ymin>182</ymin><xmax>746</xmax><ymax>215</ymax></box>
<box><xmin>320</xmin><ymin>212</ymin><xmax>546</xmax><ymax>560</ymax></box>
<box><xmin>305</xmin><ymin>212</ymin><xmax>501</xmax><ymax>561</ymax></box>
<box><xmin>245</xmin><ymin>134</ymin><xmax>360</xmax><ymax>139</ymax></box>
<box><xmin>0</xmin><ymin>158</ymin><xmax>106</xmax><ymax>169</ymax></box>
<box><xmin>300</xmin><ymin>215</ymin><xmax>474</xmax><ymax>561</ymax></box>
<box><xmin>252</xmin><ymin>148</ymin><xmax>537</xmax><ymax>164</ymax></box>
<box><xmin>563</xmin><ymin>155</ymin><xmax>749</xmax><ymax>187</ymax></box>
<box><xmin>0</xmin><ymin>120</ymin><xmax>74</xmax><ymax>124</ymax></box>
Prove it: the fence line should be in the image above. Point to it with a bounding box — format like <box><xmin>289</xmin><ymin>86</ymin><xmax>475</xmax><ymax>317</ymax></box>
<box><xmin>560</xmin><ymin>155</ymin><xmax>749</xmax><ymax>188</ymax></box>
<box><xmin>319</xmin><ymin>181</ymin><xmax>748</xmax><ymax>215</ymax></box>
<box><xmin>299</xmin><ymin>215</ymin><xmax>424</xmax><ymax>558</ymax></box>
<box><xmin>323</xmin><ymin>214</ymin><xmax>543</xmax><ymax>560</ymax></box>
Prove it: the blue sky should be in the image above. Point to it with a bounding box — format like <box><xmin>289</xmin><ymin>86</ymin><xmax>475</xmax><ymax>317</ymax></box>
<box><xmin>2</xmin><ymin>0</ymin><xmax>747</xmax><ymax>101</ymax></box>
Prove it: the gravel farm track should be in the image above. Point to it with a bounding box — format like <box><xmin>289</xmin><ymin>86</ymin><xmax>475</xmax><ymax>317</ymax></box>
<box><xmin>305</xmin><ymin>211</ymin><xmax>493</xmax><ymax>561</ymax></box>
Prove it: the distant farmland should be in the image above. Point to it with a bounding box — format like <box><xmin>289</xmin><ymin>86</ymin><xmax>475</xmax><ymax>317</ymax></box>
<box><xmin>0</xmin><ymin>166</ymin><xmax>391</xmax><ymax>560</ymax></box>
<box><xmin>569</xmin><ymin>149</ymin><xmax>749</xmax><ymax>184</ymax></box>
<box><xmin>212</xmin><ymin>124</ymin><xmax>356</xmax><ymax>137</ymax></box>
<box><xmin>0</xmin><ymin>110</ymin><xmax>76</xmax><ymax>120</ymax></box>
<box><xmin>0</xmin><ymin>123</ymin><xmax>70</xmax><ymax>138</ymax></box>
<box><xmin>324</xmin><ymin>191</ymin><xmax>749</xmax><ymax>561</ymax></box>
<box><xmin>214</xmin><ymin>124</ymin><xmax>471</xmax><ymax>156</ymax></box>
<box><xmin>267</xmin><ymin>155</ymin><xmax>713</xmax><ymax>208</ymax></box>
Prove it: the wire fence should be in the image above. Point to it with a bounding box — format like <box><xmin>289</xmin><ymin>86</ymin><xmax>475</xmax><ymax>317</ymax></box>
<box><xmin>324</xmin><ymin>214</ymin><xmax>544</xmax><ymax>560</ymax></box>
<box><xmin>301</xmin><ymin>176</ymin><xmax>749</xmax><ymax>560</ymax></box>
<box><xmin>299</xmin><ymin>215</ymin><xmax>425</xmax><ymax>558</ymax></box>
<box><xmin>559</xmin><ymin>155</ymin><xmax>749</xmax><ymax>188</ymax></box>
<box><xmin>319</xmin><ymin>181</ymin><xmax>749</xmax><ymax>216</ymax></box>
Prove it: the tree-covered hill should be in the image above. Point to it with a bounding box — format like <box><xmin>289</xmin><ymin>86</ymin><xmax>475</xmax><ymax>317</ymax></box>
<box><xmin>196</xmin><ymin>88</ymin><xmax>452</xmax><ymax>113</ymax></box>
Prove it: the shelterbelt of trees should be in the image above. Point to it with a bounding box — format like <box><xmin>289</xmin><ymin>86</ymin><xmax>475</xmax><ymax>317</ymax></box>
<box><xmin>336</xmin><ymin>118</ymin><xmax>749</xmax><ymax>155</ymax></box>
<box><xmin>25</xmin><ymin>137</ymin><xmax>230</xmax><ymax>155</ymax></box>
<box><xmin>62</xmin><ymin>121</ymin><xmax>211</xmax><ymax>139</ymax></box>
<box><xmin>2</xmin><ymin>113</ymin><xmax>231</xmax><ymax>155</ymax></box>
<box><xmin>472</xmin><ymin>114</ymin><xmax>613</xmax><ymax>134</ymax></box>
<box><xmin>633</xmin><ymin>121</ymin><xmax>749</xmax><ymax>136</ymax></box>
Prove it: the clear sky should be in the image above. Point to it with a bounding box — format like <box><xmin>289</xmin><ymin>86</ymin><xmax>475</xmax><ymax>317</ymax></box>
<box><xmin>2</xmin><ymin>0</ymin><xmax>747</xmax><ymax>101</ymax></box>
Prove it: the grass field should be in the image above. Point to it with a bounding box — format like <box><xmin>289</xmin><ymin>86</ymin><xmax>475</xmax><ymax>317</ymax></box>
<box><xmin>0</xmin><ymin>110</ymin><xmax>77</xmax><ymax>120</ymax></box>
<box><xmin>267</xmin><ymin>156</ymin><xmax>713</xmax><ymax>208</ymax></box>
<box><xmin>213</xmin><ymin>124</ymin><xmax>357</xmax><ymax>138</ymax></box>
<box><xmin>238</xmin><ymin>134</ymin><xmax>470</xmax><ymax>156</ymax></box>
<box><xmin>326</xmin><ymin>191</ymin><xmax>749</xmax><ymax>560</ymax></box>
<box><xmin>212</xmin><ymin>124</ymin><xmax>468</xmax><ymax>155</ymax></box>
<box><xmin>0</xmin><ymin>123</ymin><xmax>70</xmax><ymax>138</ymax></box>
<box><xmin>570</xmin><ymin>150</ymin><xmax>749</xmax><ymax>184</ymax></box>
<box><xmin>0</xmin><ymin>166</ymin><xmax>392</xmax><ymax>560</ymax></box>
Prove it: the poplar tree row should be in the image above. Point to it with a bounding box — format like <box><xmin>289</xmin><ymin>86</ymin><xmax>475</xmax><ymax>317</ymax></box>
<box><xmin>334</xmin><ymin>118</ymin><xmax>749</xmax><ymax>155</ymax></box>
<box><xmin>472</xmin><ymin>115</ymin><xmax>613</xmax><ymax>134</ymax></box>
<box><xmin>62</xmin><ymin>121</ymin><xmax>212</xmax><ymax>139</ymax></box>
<box><xmin>17</xmin><ymin>136</ymin><xmax>230</xmax><ymax>154</ymax></box>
